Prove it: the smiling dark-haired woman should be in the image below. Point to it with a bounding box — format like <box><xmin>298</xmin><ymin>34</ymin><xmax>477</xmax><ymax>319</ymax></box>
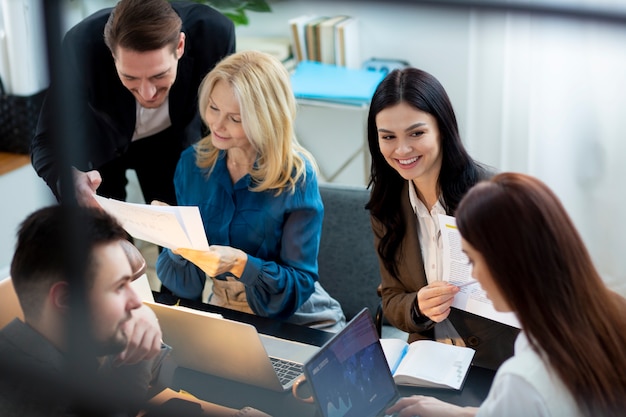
<box><xmin>366</xmin><ymin>67</ymin><xmax>518</xmax><ymax>370</ymax></box>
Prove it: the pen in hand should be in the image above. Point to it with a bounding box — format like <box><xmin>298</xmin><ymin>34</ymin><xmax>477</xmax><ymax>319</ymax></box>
<box><xmin>456</xmin><ymin>280</ymin><xmax>479</xmax><ymax>288</ymax></box>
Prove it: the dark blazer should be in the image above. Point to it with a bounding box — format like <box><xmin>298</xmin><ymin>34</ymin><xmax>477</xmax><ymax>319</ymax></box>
<box><xmin>372</xmin><ymin>181</ymin><xmax>519</xmax><ymax>370</ymax></box>
<box><xmin>31</xmin><ymin>1</ymin><xmax>235</xmax><ymax>199</ymax></box>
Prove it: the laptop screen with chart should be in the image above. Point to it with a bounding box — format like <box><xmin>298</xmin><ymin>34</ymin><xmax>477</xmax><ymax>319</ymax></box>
<box><xmin>303</xmin><ymin>308</ymin><xmax>399</xmax><ymax>417</ymax></box>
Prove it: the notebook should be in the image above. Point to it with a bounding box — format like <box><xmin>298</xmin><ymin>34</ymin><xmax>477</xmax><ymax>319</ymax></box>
<box><xmin>144</xmin><ymin>301</ymin><xmax>320</xmax><ymax>392</ymax></box>
<box><xmin>303</xmin><ymin>308</ymin><xmax>400</xmax><ymax>417</ymax></box>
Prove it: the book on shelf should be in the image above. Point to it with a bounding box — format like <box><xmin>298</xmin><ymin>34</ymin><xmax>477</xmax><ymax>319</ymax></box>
<box><xmin>380</xmin><ymin>338</ymin><xmax>475</xmax><ymax>390</ymax></box>
<box><xmin>318</xmin><ymin>15</ymin><xmax>349</xmax><ymax>65</ymax></box>
<box><xmin>288</xmin><ymin>14</ymin><xmax>360</xmax><ymax>68</ymax></box>
<box><xmin>334</xmin><ymin>16</ymin><xmax>360</xmax><ymax>69</ymax></box>
<box><xmin>438</xmin><ymin>214</ymin><xmax>521</xmax><ymax>329</ymax></box>
<box><xmin>305</xmin><ymin>16</ymin><xmax>328</xmax><ymax>62</ymax></box>
<box><xmin>288</xmin><ymin>14</ymin><xmax>318</xmax><ymax>63</ymax></box>
<box><xmin>290</xmin><ymin>61</ymin><xmax>385</xmax><ymax>106</ymax></box>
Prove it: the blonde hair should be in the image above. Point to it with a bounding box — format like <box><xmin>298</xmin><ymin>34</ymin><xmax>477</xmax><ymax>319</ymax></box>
<box><xmin>196</xmin><ymin>50</ymin><xmax>316</xmax><ymax>194</ymax></box>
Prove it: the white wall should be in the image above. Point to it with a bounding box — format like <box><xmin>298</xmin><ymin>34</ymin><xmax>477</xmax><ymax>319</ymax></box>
<box><xmin>0</xmin><ymin>165</ymin><xmax>55</xmax><ymax>276</ymax></box>
<box><xmin>0</xmin><ymin>0</ymin><xmax>48</xmax><ymax>95</ymax></box>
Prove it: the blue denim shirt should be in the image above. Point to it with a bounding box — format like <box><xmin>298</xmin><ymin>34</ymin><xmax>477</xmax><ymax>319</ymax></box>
<box><xmin>156</xmin><ymin>147</ymin><xmax>324</xmax><ymax>319</ymax></box>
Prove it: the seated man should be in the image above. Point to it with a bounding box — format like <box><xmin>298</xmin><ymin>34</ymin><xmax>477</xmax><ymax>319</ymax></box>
<box><xmin>0</xmin><ymin>205</ymin><xmax>269</xmax><ymax>416</ymax></box>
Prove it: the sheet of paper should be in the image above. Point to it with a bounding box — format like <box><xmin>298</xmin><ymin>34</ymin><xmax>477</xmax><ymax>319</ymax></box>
<box><xmin>438</xmin><ymin>214</ymin><xmax>520</xmax><ymax>328</ymax></box>
<box><xmin>94</xmin><ymin>195</ymin><xmax>209</xmax><ymax>251</ymax></box>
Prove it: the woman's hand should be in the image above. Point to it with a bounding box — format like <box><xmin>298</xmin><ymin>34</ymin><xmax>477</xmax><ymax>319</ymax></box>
<box><xmin>386</xmin><ymin>395</ymin><xmax>477</xmax><ymax>417</ymax></box>
<box><xmin>175</xmin><ymin>245</ymin><xmax>247</xmax><ymax>278</ymax></box>
<box><xmin>416</xmin><ymin>281</ymin><xmax>460</xmax><ymax>322</ymax></box>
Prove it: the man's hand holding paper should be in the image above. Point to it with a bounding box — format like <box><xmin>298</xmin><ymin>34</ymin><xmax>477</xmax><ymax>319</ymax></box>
<box><xmin>72</xmin><ymin>167</ymin><xmax>102</xmax><ymax>208</ymax></box>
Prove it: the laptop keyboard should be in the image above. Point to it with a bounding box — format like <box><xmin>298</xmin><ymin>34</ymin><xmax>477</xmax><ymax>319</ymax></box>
<box><xmin>269</xmin><ymin>356</ymin><xmax>303</xmax><ymax>386</ymax></box>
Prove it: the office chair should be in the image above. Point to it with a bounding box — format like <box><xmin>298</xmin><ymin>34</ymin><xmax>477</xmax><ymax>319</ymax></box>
<box><xmin>317</xmin><ymin>182</ymin><xmax>384</xmax><ymax>335</ymax></box>
<box><xmin>0</xmin><ymin>277</ymin><xmax>23</xmax><ymax>329</ymax></box>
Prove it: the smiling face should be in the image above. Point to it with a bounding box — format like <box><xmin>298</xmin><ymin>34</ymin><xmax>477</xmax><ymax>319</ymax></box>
<box><xmin>204</xmin><ymin>80</ymin><xmax>254</xmax><ymax>155</ymax></box>
<box><xmin>113</xmin><ymin>34</ymin><xmax>184</xmax><ymax>109</ymax></box>
<box><xmin>461</xmin><ymin>238</ymin><xmax>511</xmax><ymax>312</ymax></box>
<box><xmin>88</xmin><ymin>241</ymin><xmax>142</xmax><ymax>355</ymax></box>
<box><xmin>375</xmin><ymin>102</ymin><xmax>443</xmax><ymax>189</ymax></box>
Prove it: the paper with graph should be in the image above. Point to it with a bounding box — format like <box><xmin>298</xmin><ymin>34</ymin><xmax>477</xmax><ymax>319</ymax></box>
<box><xmin>438</xmin><ymin>214</ymin><xmax>520</xmax><ymax>328</ymax></box>
<box><xmin>94</xmin><ymin>195</ymin><xmax>209</xmax><ymax>251</ymax></box>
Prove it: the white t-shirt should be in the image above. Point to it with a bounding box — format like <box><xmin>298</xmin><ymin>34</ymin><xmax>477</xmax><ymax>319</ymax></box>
<box><xmin>132</xmin><ymin>98</ymin><xmax>172</xmax><ymax>141</ymax></box>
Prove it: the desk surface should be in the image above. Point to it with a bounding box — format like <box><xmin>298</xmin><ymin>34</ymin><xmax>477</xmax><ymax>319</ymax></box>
<box><xmin>171</xmin><ymin>299</ymin><xmax>494</xmax><ymax>417</ymax></box>
<box><xmin>0</xmin><ymin>152</ymin><xmax>29</xmax><ymax>176</ymax></box>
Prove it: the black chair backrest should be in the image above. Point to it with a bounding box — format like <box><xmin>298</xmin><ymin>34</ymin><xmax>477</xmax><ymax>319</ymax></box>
<box><xmin>317</xmin><ymin>183</ymin><xmax>382</xmax><ymax>321</ymax></box>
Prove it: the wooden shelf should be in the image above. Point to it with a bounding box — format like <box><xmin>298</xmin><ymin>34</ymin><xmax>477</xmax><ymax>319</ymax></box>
<box><xmin>0</xmin><ymin>152</ymin><xmax>30</xmax><ymax>176</ymax></box>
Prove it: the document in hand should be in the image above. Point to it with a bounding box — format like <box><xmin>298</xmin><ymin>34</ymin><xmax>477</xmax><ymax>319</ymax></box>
<box><xmin>94</xmin><ymin>195</ymin><xmax>209</xmax><ymax>251</ymax></box>
<box><xmin>438</xmin><ymin>214</ymin><xmax>520</xmax><ymax>328</ymax></box>
<box><xmin>380</xmin><ymin>338</ymin><xmax>475</xmax><ymax>390</ymax></box>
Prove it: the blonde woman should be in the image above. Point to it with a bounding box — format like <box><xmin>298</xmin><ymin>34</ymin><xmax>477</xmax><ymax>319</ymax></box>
<box><xmin>156</xmin><ymin>51</ymin><xmax>345</xmax><ymax>331</ymax></box>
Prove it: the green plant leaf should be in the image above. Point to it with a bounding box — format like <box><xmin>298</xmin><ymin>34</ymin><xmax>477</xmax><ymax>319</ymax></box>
<box><xmin>189</xmin><ymin>0</ymin><xmax>270</xmax><ymax>12</ymax></box>
<box><xmin>170</xmin><ymin>0</ymin><xmax>270</xmax><ymax>26</ymax></box>
<box><xmin>242</xmin><ymin>0</ymin><xmax>272</xmax><ymax>12</ymax></box>
<box><xmin>223</xmin><ymin>10</ymin><xmax>249</xmax><ymax>26</ymax></box>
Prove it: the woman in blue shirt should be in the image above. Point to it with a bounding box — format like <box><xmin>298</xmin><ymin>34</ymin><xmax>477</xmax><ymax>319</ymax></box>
<box><xmin>156</xmin><ymin>50</ymin><xmax>345</xmax><ymax>331</ymax></box>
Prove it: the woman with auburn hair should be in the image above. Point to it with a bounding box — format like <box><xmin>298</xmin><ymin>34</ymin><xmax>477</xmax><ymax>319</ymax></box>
<box><xmin>366</xmin><ymin>67</ymin><xmax>518</xmax><ymax>370</ymax></box>
<box><xmin>155</xmin><ymin>50</ymin><xmax>345</xmax><ymax>331</ymax></box>
<box><xmin>387</xmin><ymin>172</ymin><xmax>626</xmax><ymax>417</ymax></box>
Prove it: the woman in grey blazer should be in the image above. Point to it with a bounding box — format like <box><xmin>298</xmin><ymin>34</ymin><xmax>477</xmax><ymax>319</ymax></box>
<box><xmin>366</xmin><ymin>67</ymin><xmax>518</xmax><ymax>370</ymax></box>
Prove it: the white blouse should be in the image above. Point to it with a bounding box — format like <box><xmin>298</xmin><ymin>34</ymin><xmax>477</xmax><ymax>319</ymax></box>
<box><xmin>408</xmin><ymin>180</ymin><xmax>445</xmax><ymax>284</ymax></box>
<box><xmin>476</xmin><ymin>332</ymin><xmax>581</xmax><ymax>417</ymax></box>
<box><xmin>408</xmin><ymin>181</ymin><xmax>463</xmax><ymax>345</ymax></box>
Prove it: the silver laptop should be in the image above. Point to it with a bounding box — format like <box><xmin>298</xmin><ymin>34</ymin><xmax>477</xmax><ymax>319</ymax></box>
<box><xmin>302</xmin><ymin>308</ymin><xmax>400</xmax><ymax>417</ymax></box>
<box><xmin>144</xmin><ymin>301</ymin><xmax>320</xmax><ymax>392</ymax></box>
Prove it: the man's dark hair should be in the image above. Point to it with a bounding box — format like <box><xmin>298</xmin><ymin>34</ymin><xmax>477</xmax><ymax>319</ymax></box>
<box><xmin>10</xmin><ymin>205</ymin><xmax>128</xmax><ymax>320</ymax></box>
<box><xmin>104</xmin><ymin>0</ymin><xmax>182</xmax><ymax>55</ymax></box>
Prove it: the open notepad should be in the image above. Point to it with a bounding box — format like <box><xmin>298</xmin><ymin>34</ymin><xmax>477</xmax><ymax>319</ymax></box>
<box><xmin>380</xmin><ymin>338</ymin><xmax>475</xmax><ymax>390</ymax></box>
<box><xmin>94</xmin><ymin>195</ymin><xmax>209</xmax><ymax>251</ymax></box>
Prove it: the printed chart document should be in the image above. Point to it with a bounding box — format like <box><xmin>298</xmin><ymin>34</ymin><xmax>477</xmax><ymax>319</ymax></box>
<box><xmin>438</xmin><ymin>214</ymin><xmax>520</xmax><ymax>328</ymax></box>
<box><xmin>94</xmin><ymin>195</ymin><xmax>209</xmax><ymax>251</ymax></box>
<box><xmin>380</xmin><ymin>338</ymin><xmax>475</xmax><ymax>390</ymax></box>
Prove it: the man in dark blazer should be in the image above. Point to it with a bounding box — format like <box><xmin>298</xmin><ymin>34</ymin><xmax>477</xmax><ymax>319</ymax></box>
<box><xmin>31</xmin><ymin>0</ymin><xmax>235</xmax><ymax>207</ymax></box>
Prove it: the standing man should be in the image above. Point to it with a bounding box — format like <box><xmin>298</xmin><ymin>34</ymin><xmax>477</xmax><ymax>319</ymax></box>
<box><xmin>31</xmin><ymin>0</ymin><xmax>235</xmax><ymax>207</ymax></box>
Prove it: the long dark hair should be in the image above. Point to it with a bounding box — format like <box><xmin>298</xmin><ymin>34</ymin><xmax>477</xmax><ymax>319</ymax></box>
<box><xmin>366</xmin><ymin>68</ymin><xmax>485</xmax><ymax>277</ymax></box>
<box><xmin>457</xmin><ymin>173</ymin><xmax>626</xmax><ymax>416</ymax></box>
